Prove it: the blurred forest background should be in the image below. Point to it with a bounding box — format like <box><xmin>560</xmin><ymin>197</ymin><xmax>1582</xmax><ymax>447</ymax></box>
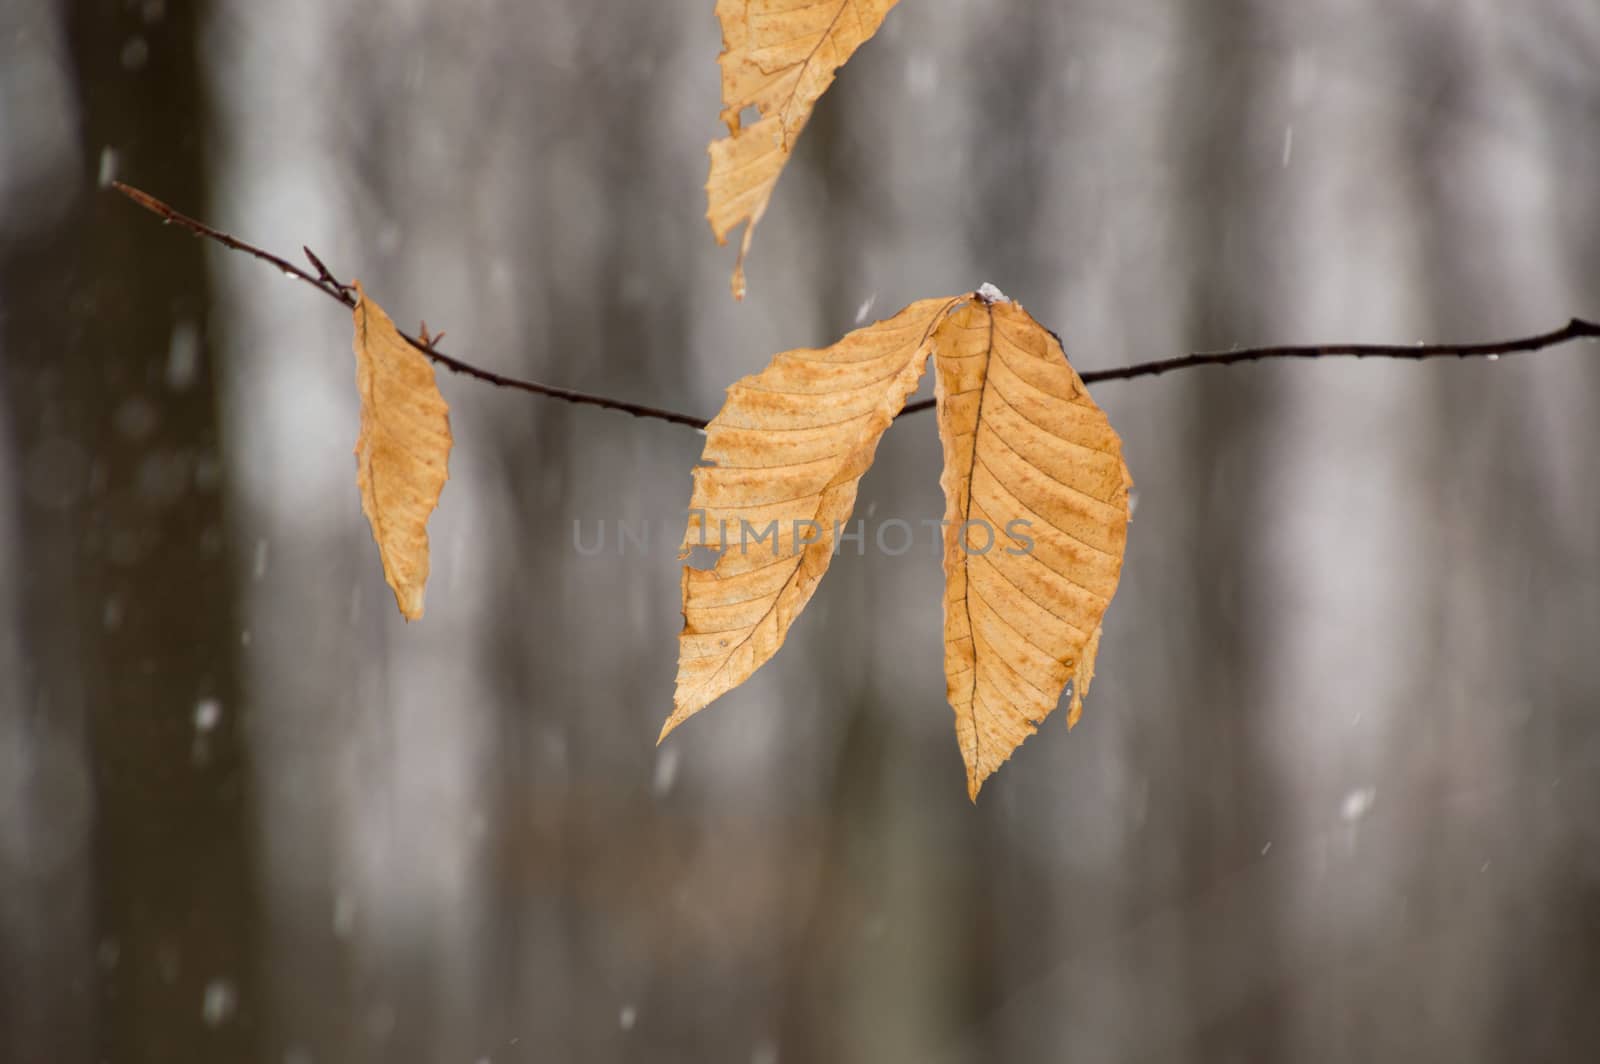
<box><xmin>3</xmin><ymin>1</ymin><xmax>1599</xmax><ymax>1062</ymax></box>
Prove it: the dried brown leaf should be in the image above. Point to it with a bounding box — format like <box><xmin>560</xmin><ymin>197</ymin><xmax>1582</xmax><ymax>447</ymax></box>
<box><xmin>351</xmin><ymin>282</ymin><xmax>452</xmax><ymax>621</ymax></box>
<box><xmin>933</xmin><ymin>293</ymin><xmax>1132</xmax><ymax>799</ymax></box>
<box><xmin>663</xmin><ymin>296</ymin><xmax>957</xmax><ymax>738</ymax></box>
<box><xmin>663</xmin><ymin>291</ymin><xmax>1131</xmax><ymax>798</ymax></box>
<box><xmin>706</xmin><ymin>0</ymin><xmax>902</xmax><ymax>300</ymax></box>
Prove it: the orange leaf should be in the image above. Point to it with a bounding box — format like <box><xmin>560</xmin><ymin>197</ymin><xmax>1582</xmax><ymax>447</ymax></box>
<box><xmin>932</xmin><ymin>290</ymin><xmax>1132</xmax><ymax>798</ymax></box>
<box><xmin>663</xmin><ymin>289</ymin><xmax>1133</xmax><ymax>798</ymax></box>
<box><xmin>706</xmin><ymin>0</ymin><xmax>902</xmax><ymax>299</ymax></box>
<box><xmin>664</xmin><ymin>296</ymin><xmax>956</xmax><ymax>738</ymax></box>
<box><xmin>350</xmin><ymin>282</ymin><xmax>452</xmax><ymax>621</ymax></box>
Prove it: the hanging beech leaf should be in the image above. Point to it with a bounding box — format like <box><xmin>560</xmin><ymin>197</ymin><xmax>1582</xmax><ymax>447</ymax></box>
<box><xmin>662</xmin><ymin>296</ymin><xmax>958</xmax><ymax>738</ymax></box>
<box><xmin>663</xmin><ymin>290</ymin><xmax>1132</xmax><ymax>798</ymax></box>
<box><xmin>932</xmin><ymin>290</ymin><xmax>1132</xmax><ymax>798</ymax></box>
<box><xmin>350</xmin><ymin>281</ymin><xmax>453</xmax><ymax>621</ymax></box>
<box><xmin>706</xmin><ymin>0</ymin><xmax>902</xmax><ymax>300</ymax></box>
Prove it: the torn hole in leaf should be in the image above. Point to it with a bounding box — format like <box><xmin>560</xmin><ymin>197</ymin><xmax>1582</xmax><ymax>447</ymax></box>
<box><xmin>705</xmin><ymin>1</ymin><xmax>902</xmax><ymax>299</ymax></box>
<box><xmin>684</xmin><ymin>545</ymin><xmax>723</xmax><ymax>571</ymax></box>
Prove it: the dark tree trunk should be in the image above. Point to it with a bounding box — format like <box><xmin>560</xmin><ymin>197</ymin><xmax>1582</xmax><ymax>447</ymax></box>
<box><xmin>0</xmin><ymin>2</ymin><xmax>262</xmax><ymax>1060</ymax></box>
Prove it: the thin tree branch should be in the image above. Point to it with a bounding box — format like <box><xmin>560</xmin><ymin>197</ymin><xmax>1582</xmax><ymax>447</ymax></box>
<box><xmin>114</xmin><ymin>181</ymin><xmax>1597</xmax><ymax>432</ymax></box>
<box><xmin>112</xmin><ymin>182</ymin><xmax>711</xmax><ymax>429</ymax></box>
<box><xmin>902</xmin><ymin>313</ymin><xmax>1599</xmax><ymax>414</ymax></box>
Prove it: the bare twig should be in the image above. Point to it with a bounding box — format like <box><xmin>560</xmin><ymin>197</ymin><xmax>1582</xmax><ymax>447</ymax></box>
<box><xmin>114</xmin><ymin>182</ymin><xmax>1597</xmax><ymax>432</ymax></box>
<box><xmin>112</xmin><ymin>182</ymin><xmax>710</xmax><ymax>429</ymax></box>
<box><xmin>902</xmin><ymin>318</ymin><xmax>1600</xmax><ymax>414</ymax></box>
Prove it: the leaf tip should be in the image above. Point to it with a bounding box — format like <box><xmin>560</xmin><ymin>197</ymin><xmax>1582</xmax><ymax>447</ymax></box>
<box><xmin>398</xmin><ymin>589</ymin><xmax>424</xmax><ymax>622</ymax></box>
<box><xmin>657</xmin><ymin>711</ymin><xmax>686</xmax><ymax>745</ymax></box>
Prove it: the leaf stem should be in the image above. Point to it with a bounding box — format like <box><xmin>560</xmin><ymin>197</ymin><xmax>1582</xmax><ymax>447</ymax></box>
<box><xmin>114</xmin><ymin>182</ymin><xmax>1597</xmax><ymax>431</ymax></box>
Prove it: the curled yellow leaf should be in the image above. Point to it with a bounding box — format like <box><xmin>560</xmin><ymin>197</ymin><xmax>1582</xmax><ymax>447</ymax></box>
<box><xmin>706</xmin><ymin>0</ymin><xmax>902</xmax><ymax>299</ymax></box>
<box><xmin>351</xmin><ymin>282</ymin><xmax>452</xmax><ymax>621</ymax></box>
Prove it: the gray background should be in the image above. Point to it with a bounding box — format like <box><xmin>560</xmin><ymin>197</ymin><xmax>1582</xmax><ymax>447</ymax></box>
<box><xmin>3</xmin><ymin>1</ymin><xmax>1598</xmax><ymax>1061</ymax></box>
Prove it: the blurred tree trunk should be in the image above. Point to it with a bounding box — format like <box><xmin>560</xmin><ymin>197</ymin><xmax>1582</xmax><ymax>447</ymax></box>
<box><xmin>0</xmin><ymin>1</ymin><xmax>262</xmax><ymax>1060</ymax></box>
<box><xmin>1159</xmin><ymin>1</ymin><xmax>1292</xmax><ymax>1055</ymax></box>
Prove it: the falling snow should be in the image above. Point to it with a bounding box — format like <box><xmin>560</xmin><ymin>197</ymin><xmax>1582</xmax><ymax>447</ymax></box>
<box><xmin>976</xmin><ymin>282</ymin><xmax>1010</xmax><ymax>304</ymax></box>
<box><xmin>653</xmin><ymin>746</ymin><xmax>680</xmax><ymax>796</ymax></box>
<box><xmin>193</xmin><ymin>698</ymin><xmax>221</xmax><ymax>732</ymax></box>
<box><xmin>166</xmin><ymin>320</ymin><xmax>200</xmax><ymax>390</ymax></box>
<box><xmin>1340</xmin><ymin>786</ymin><xmax>1377</xmax><ymax>824</ymax></box>
<box><xmin>201</xmin><ymin>979</ymin><xmax>237</xmax><ymax>1027</ymax></box>
<box><xmin>98</xmin><ymin>147</ymin><xmax>120</xmax><ymax>188</ymax></box>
